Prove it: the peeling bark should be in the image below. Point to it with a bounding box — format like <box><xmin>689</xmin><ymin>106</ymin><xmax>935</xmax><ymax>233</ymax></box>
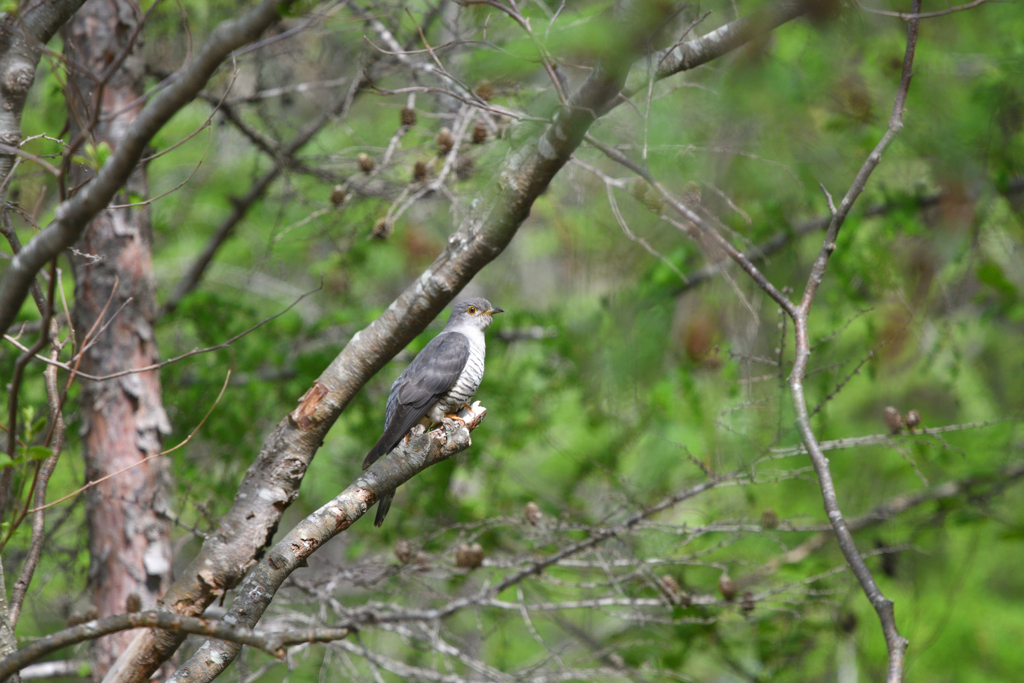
<box><xmin>63</xmin><ymin>2</ymin><xmax>173</xmax><ymax>679</ymax></box>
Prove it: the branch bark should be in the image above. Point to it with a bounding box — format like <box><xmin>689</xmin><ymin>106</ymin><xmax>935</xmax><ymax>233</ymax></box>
<box><xmin>166</xmin><ymin>407</ymin><xmax>486</xmax><ymax>683</ymax></box>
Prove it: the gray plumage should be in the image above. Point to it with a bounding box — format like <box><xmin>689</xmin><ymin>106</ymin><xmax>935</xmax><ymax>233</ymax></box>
<box><xmin>364</xmin><ymin>298</ymin><xmax>503</xmax><ymax>526</ymax></box>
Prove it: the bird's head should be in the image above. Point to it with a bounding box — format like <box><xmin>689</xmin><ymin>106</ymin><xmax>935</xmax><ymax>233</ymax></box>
<box><xmin>448</xmin><ymin>298</ymin><xmax>504</xmax><ymax>330</ymax></box>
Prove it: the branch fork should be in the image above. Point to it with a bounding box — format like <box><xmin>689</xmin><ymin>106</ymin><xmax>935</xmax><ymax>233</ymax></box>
<box><xmin>163</xmin><ymin>403</ymin><xmax>487</xmax><ymax>683</ymax></box>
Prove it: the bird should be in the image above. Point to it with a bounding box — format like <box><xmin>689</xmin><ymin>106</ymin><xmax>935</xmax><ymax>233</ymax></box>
<box><xmin>363</xmin><ymin>298</ymin><xmax>503</xmax><ymax>526</ymax></box>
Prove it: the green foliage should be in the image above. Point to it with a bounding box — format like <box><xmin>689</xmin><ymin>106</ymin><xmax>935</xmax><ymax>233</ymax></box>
<box><xmin>2</xmin><ymin>0</ymin><xmax>1023</xmax><ymax>681</ymax></box>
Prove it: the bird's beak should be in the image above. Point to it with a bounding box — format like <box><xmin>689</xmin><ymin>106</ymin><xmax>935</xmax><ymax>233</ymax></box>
<box><xmin>486</xmin><ymin>307</ymin><xmax>504</xmax><ymax>315</ymax></box>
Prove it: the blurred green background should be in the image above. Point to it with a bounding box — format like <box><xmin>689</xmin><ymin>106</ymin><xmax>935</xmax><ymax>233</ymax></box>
<box><xmin>3</xmin><ymin>0</ymin><xmax>1023</xmax><ymax>681</ymax></box>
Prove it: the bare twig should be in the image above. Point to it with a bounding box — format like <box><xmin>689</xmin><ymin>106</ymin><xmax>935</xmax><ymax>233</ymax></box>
<box><xmin>0</xmin><ymin>611</ymin><xmax>351</xmax><ymax>679</ymax></box>
<box><xmin>8</xmin><ymin>282</ymin><xmax>321</xmax><ymax>383</ymax></box>
<box><xmin>855</xmin><ymin>0</ymin><xmax>986</xmax><ymax>20</ymax></box>
<box><xmin>1</xmin><ymin>260</ymin><xmax>56</xmax><ymax>521</ymax></box>
<box><xmin>583</xmin><ymin>133</ymin><xmax>798</xmax><ymax>318</ymax></box>
<box><xmin>787</xmin><ymin>4</ymin><xmax>922</xmax><ymax>681</ymax></box>
<box><xmin>29</xmin><ymin>370</ymin><xmax>231</xmax><ymax>513</ymax></box>
<box><xmin>9</xmin><ymin>321</ymin><xmax>67</xmax><ymax>627</ymax></box>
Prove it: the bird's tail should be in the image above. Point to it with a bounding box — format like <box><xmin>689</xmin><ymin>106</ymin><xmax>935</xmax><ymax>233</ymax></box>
<box><xmin>362</xmin><ymin>435</ymin><xmax>389</xmax><ymax>470</ymax></box>
<box><xmin>374</xmin><ymin>491</ymin><xmax>394</xmax><ymax>527</ymax></box>
<box><xmin>364</xmin><ymin>436</ymin><xmax>395</xmax><ymax>525</ymax></box>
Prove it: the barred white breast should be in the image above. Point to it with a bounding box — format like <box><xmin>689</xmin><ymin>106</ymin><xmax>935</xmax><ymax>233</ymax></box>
<box><xmin>430</xmin><ymin>326</ymin><xmax>486</xmax><ymax>420</ymax></box>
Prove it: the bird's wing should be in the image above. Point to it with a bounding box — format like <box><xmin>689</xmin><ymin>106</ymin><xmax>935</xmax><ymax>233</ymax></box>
<box><xmin>362</xmin><ymin>332</ymin><xmax>470</xmax><ymax>469</ymax></box>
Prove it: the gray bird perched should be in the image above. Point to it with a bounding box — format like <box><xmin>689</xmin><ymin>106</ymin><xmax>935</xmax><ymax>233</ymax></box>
<box><xmin>364</xmin><ymin>298</ymin><xmax>503</xmax><ymax>526</ymax></box>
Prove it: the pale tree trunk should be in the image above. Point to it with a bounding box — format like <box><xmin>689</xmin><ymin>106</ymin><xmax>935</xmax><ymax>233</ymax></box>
<box><xmin>63</xmin><ymin>1</ymin><xmax>173</xmax><ymax>679</ymax></box>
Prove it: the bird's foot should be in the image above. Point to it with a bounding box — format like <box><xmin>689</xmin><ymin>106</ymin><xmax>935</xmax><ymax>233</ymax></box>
<box><xmin>455</xmin><ymin>401</ymin><xmax>487</xmax><ymax>428</ymax></box>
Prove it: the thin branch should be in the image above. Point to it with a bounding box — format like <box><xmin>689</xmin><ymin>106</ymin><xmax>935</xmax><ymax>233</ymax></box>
<box><xmin>0</xmin><ymin>611</ymin><xmax>351</xmax><ymax>679</ymax></box>
<box><xmin>762</xmin><ymin>419</ymin><xmax>1009</xmax><ymax>461</ymax></box>
<box><xmin>9</xmin><ymin>322</ymin><xmax>67</xmax><ymax>627</ymax></box>
<box><xmin>0</xmin><ymin>143</ymin><xmax>60</xmax><ymax>176</ymax></box>
<box><xmin>673</xmin><ymin>177</ymin><xmax>1024</xmax><ymax>295</ymax></box>
<box><xmin>583</xmin><ymin>133</ymin><xmax>798</xmax><ymax>318</ymax></box>
<box><xmin>788</xmin><ymin>4</ymin><xmax>922</xmax><ymax>681</ymax></box>
<box><xmin>29</xmin><ymin>371</ymin><xmax>231</xmax><ymax>513</ymax></box>
<box><xmin>1</xmin><ymin>260</ymin><xmax>56</xmax><ymax>520</ymax></box>
<box><xmin>638</xmin><ymin>0</ymin><xmax>807</xmax><ymax>90</ymax></box>
<box><xmin>8</xmin><ymin>282</ymin><xmax>321</xmax><ymax>383</ymax></box>
<box><xmin>855</xmin><ymin>0</ymin><xmax>987</xmax><ymax>19</ymax></box>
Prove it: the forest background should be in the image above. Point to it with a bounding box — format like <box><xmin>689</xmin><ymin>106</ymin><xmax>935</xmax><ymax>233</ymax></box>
<box><xmin>0</xmin><ymin>0</ymin><xmax>1022</xmax><ymax>682</ymax></box>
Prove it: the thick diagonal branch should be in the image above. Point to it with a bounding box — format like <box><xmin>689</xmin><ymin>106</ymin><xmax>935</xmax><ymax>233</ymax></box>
<box><xmin>166</xmin><ymin>408</ymin><xmax>486</xmax><ymax>683</ymax></box>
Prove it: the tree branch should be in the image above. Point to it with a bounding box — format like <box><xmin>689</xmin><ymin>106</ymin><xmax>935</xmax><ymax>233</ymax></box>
<box><xmin>788</xmin><ymin>3</ymin><xmax>922</xmax><ymax>681</ymax></box>
<box><xmin>674</xmin><ymin>177</ymin><xmax>1024</xmax><ymax>295</ymax></box>
<box><xmin>632</xmin><ymin>0</ymin><xmax>808</xmax><ymax>96</ymax></box>
<box><xmin>0</xmin><ymin>0</ymin><xmax>295</xmax><ymax>336</ymax></box>
<box><xmin>0</xmin><ymin>610</ymin><xmax>352</xmax><ymax>680</ymax></box>
<box><xmin>166</xmin><ymin>406</ymin><xmax>487</xmax><ymax>683</ymax></box>
<box><xmin>0</xmin><ymin>0</ymin><xmax>90</xmax><ymax>191</ymax></box>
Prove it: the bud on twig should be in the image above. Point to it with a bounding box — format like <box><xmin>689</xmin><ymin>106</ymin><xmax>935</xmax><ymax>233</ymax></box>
<box><xmin>524</xmin><ymin>501</ymin><xmax>543</xmax><ymax>525</ymax></box>
<box><xmin>631</xmin><ymin>177</ymin><xmax>649</xmax><ymax>202</ymax></box>
<box><xmin>330</xmin><ymin>184</ymin><xmax>346</xmax><ymax>206</ymax></box>
<box><xmin>400</xmin><ymin>107</ymin><xmax>417</xmax><ymax>127</ymax></box>
<box><xmin>413</xmin><ymin>160</ymin><xmax>429</xmax><ymax>182</ymax></box>
<box><xmin>437</xmin><ymin>127</ymin><xmax>454</xmax><ymax>155</ymax></box>
<box><xmin>394</xmin><ymin>539</ymin><xmax>412</xmax><ymax>564</ymax></box>
<box><xmin>905</xmin><ymin>410</ymin><xmax>921</xmax><ymax>431</ymax></box>
<box><xmin>125</xmin><ymin>593</ymin><xmax>142</xmax><ymax>613</ymax></box>
<box><xmin>760</xmin><ymin>509</ymin><xmax>779</xmax><ymax>529</ymax></box>
<box><xmin>741</xmin><ymin>590</ymin><xmax>755</xmax><ymax>615</ymax></box>
<box><xmin>67</xmin><ymin>607</ymin><xmax>98</xmax><ymax>627</ymax></box>
<box><xmin>472</xmin><ymin>122</ymin><xmax>488</xmax><ymax>144</ymax></box>
<box><xmin>357</xmin><ymin>152</ymin><xmax>375</xmax><ymax>174</ymax></box>
<box><xmin>660</xmin><ymin>574</ymin><xmax>680</xmax><ymax>601</ymax></box>
<box><xmin>882</xmin><ymin>406</ymin><xmax>904</xmax><ymax>434</ymax></box>
<box><xmin>455</xmin><ymin>156</ymin><xmax>475</xmax><ymax>181</ymax></box>
<box><xmin>681</xmin><ymin>181</ymin><xmax>702</xmax><ymax>206</ymax></box>
<box><xmin>718</xmin><ymin>572</ymin><xmax>737</xmax><ymax>601</ymax></box>
<box><xmin>475</xmin><ymin>81</ymin><xmax>493</xmax><ymax>102</ymax></box>
<box><xmin>631</xmin><ymin>177</ymin><xmax>664</xmax><ymax>213</ymax></box>
<box><xmin>454</xmin><ymin>542</ymin><xmax>484</xmax><ymax>569</ymax></box>
<box><xmin>372</xmin><ymin>218</ymin><xmax>392</xmax><ymax>240</ymax></box>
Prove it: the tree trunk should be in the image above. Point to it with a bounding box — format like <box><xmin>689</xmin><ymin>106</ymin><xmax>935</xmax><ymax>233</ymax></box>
<box><xmin>63</xmin><ymin>1</ymin><xmax>173</xmax><ymax>679</ymax></box>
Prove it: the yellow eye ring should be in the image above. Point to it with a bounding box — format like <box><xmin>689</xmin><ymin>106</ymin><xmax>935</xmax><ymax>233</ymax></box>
<box><xmin>468</xmin><ymin>306</ymin><xmax>477</xmax><ymax>314</ymax></box>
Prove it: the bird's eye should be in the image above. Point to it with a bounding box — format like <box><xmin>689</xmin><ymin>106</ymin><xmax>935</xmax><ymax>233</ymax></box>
<box><xmin>468</xmin><ymin>306</ymin><xmax>477</xmax><ymax>314</ymax></box>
